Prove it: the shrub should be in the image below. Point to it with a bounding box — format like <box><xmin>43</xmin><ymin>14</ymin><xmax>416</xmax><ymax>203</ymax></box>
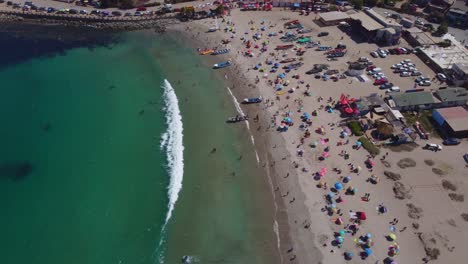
<box><xmin>348</xmin><ymin>121</ymin><xmax>364</xmax><ymax>136</ymax></box>
<box><xmin>359</xmin><ymin>136</ymin><xmax>380</xmax><ymax>156</ymax></box>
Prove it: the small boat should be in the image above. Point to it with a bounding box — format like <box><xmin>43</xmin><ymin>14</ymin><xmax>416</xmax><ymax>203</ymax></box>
<box><xmin>213</xmin><ymin>61</ymin><xmax>232</xmax><ymax>69</ymax></box>
<box><xmin>276</xmin><ymin>44</ymin><xmax>294</xmax><ymax>50</ymax></box>
<box><xmin>226</xmin><ymin>115</ymin><xmax>249</xmax><ymax>123</ymax></box>
<box><xmin>212</xmin><ymin>49</ymin><xmax>230</xmax><ymax>55</ymax></box>
<box><xmin>242</xmin><ymin>97</ymin><xmax>262</xmax><ymax>104</ymax></box>
<box><xmin>280</xmin><ymin>58</ymin><xmax>296</xmax><ymax>63</ymax></box>
<box><xmin>199</xmin><ymin>49</ymin><xmax>214</xmax><ymax>55</ymax></box>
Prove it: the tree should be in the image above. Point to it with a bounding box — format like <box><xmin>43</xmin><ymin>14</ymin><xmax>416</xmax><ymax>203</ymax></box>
<box><xmin>435</xmin><ymin>21</ymin><xmax>448</xmax><ymax>36</ymax></box>
<box><xmin>351</xmin><ymin>0</ymin><xmax>364</xmax><ymax>9</ymax></box>
<box><xmin>400</xmin><ymin>2</ymin><xmax>411</xmax><ymax>12</ymax></box>
<box><xmin>365</xmin><ymin>0</ymin><xmax>378</xmax><ymax>7</ymax></box>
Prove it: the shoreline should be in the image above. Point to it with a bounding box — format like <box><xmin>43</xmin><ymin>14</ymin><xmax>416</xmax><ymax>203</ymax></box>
<box><xmin>168</xmin><ymin>22</ymin><xmax>325</xmax><ymax>263</ymax></box>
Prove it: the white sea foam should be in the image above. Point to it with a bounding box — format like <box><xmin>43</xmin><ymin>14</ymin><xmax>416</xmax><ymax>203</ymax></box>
<box><xmin>156</xmin><ymin>79</ymin><xmax>184</xmax><ymax>263</ymax></box>
<box><xmin>226</xmin><ymin>87</ymin><xmax>259</xmax><ymax>163</ymax></box>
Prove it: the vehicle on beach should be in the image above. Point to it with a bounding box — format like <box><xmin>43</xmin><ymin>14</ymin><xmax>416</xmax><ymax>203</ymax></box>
<box><xmin>213</xmin><ymin>60</ymin><xmax>232</xmax><ymax>69</ymax></box>
<box><xmin>226</xmin><ymin>115</ymin><xmax>249</xmax><ymax>123</ymax></box>
<box><xmin>423</xmin><ymin>143</ymin><xmax>442</xmax><ymax>151</ymax></box>
<box><xmin>318</xmin><ymin>32</ymin><xmax>329</xmax><ymax>37</ymax></box>
<box><xmin>443</xmin><ymin>138</ymin><xmax>460</xmax><ymax>145</ymax></box>
<box><xmin>242</xmin><ymin>97</ymin><xmax>262</xmax><ymax>104</ymax></box>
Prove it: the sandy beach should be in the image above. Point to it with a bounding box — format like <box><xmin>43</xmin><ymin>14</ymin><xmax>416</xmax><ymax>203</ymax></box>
<box><xmin>171</xmin><ymin>5</ymin><xmax>468</xmax><ymax>264</ymax></box>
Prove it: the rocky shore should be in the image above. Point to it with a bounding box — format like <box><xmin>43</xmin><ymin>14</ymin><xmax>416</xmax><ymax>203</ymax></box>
<box><xmin>0</xmin><ymin>13</ymin><xmax>177</xmax><ymax>32</ymax></box>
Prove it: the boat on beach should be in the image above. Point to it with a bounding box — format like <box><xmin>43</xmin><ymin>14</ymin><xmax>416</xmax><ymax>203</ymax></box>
<box><xmin>242</xmin><ymin>97</ymin><xmax>262</xmax><ymax>104</ymax></box>
<box><xmin>276</xmin><ymin>44</ymin><xmax>294</xmax><ymax>50</ymax></box>
<box><xmin>226</xmin><ymin>115</ymin><xmax>249</xmax><ymax>123</ymax></box>
<box><xmin>199</xmin><ymin>49</ymin><xmax>214</xmax><ymax>55</ymax></box>
<box><xmin>212</xmin><ymin>49</ymin><xmax>230</xmax><ymax>55</ymax></box>
<box><xmin>213</xmin><ymin>60</ymin><xmax>232</xmax><ymax>69</ymax></box>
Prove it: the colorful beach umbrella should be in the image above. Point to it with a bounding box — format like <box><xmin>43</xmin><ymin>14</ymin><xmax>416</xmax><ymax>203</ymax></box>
<box><xmin>388</xmin><ymin>233</ymin><xmax>397</xmax><ymax>241</ymax></box>
<box><xmin>364</xmin><ymin>248</ymin><xmax>373</xmax><ymax>256</ymax></box>
<box><xmin>334</xmin><ymin>182</ymin><xmax>343</xmax><ymax>190</ymax></box>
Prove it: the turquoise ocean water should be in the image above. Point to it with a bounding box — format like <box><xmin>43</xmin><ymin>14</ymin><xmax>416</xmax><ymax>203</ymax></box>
<box><xmin>0</xmin><ymin>29</ymin><xmax>279</xmax><ymax>263</ymax></box>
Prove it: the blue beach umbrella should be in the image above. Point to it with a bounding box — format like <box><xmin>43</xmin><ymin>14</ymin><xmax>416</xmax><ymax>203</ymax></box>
<box><xmin>364</xmin><ymin>248</ymin><xmax>373</xmax><ymax>256</ymax></box>
<box><xmin>302</xmin><ymin>112</ymin><xmax>311</xmax><ymax>119</ymax></box>
<box><xmin>273</xmin><ymin>63</ymin><xmax>280</xmax><ymax>68</ymax></box>
<box><xmin>335</xmin><ymin>182</ymin><xmax>343</xmax><ymax>190</ymax></box>
<box><xmin>327</xmin><ymin>192</ymin><xmax>335</xmax><ymax>198</ymax></box>
<box><xmin>278</xmin><ymin>73</ymin><xmax>286</xmax><ymax>79</ymax></box>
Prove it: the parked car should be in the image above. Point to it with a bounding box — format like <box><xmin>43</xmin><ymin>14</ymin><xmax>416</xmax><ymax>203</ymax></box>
<box><xmin>318</xmin><ymin>32</ymin><xmax>329</xmax><ymax>37</ymax></box>
<box><xmin>400</xmin><ymin>72</ymin><xmax>411</xmax><ymax>77</ymax></box>
<box><xmin>378</xmin><ymin>51</ymin><xmax>387</xmax><ymax>58</ymax></box>
<box><xmin>69</xmin><ymin>9</ymin><xmax>78</xmax><ymax>14</ymax></box>
<box><xmin>443</xmin><ymin>138</ymin><xmax>460</xmax><ymax>145</ymax></box>
<box><xmin>112</xmin><ymin>11</ymin><xmax>122</xmax><ymax>16</ymax></box>
<box><xmin>423</xmin><ymin>143</ymin><xmax>442</xmax><ymax>151</ymax></box>
<box><xmin>391</xmin><ymin>63</ymin><xmax>402</xmax><ymax>69</ymax></box>
<box><xmin>419</xmin><ymin>80</ymin><xmax>431</xmax><ymax>86</ymax></box>
<box><xmin>380</xmin><ymin>82</ymin><xmax>394</xmax><ymax>89</ymax></box>
<box><xmin>416</xmin><ymin>76</ymin><xmax>430</xmax><ymax>83</ymax></box>
<box><xmin>436</xmin><ymin>73</ymin><xmax>447</xmax><ymax>81</ymax></box>
<box><xmin>47</xmin><ymin>7</ymin><xmax>55</xmax><ymax>13</ymax></box>
<box><xmin>370</xmin><ymin>51</ymin><xmax>378</xmax><ymax>58</ymax></box>
<box><xmin>463</xmin><ymin>153</ymin><xmax>468</xmax><ymax>163</ymax></box>
<box><xmin>374</xmin><ymin>78</ymin><xmax>388</xmax><ymax>85</ymax></box>
<box><xmin>136</xmin><ymin>7</ymin><xmax>147</xmax><ymax>11</ymax></box>
<box><xmin>385</xmin><ymin>86</ymin><xmax>401</xmax><ymax>93</ymax></box>
<box><xmin>411</xmin><ymin>71</ymin><xmax>422</xmax><ymax>76</ymax></box>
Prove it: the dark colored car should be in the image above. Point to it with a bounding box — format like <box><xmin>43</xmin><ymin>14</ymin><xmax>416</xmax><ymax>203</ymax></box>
<box><xmin>380</xmin><ymin>83</ymin><xmax>393</xmax><ymax>89</ymax></box>
<box><xmin>464</xmin><ymin>153</ymin><xmax>468</xmax><ymax>163</ymax></box>
<box><xmin>443</xmin><ymin>138</ymin><xmax>460</xmax><ymax>145</ymax></box>
<box><xmin>112</xmin><ymin>11</ymin><xmax>122</xmax><ymax>16</ymax></box>
<box><xmin>318</xmin><ymin>32</ymin><xmax>329</xmax><ymax>37</ymax></box>
<box><xmin>69</xmin><ymin>9</ymin><xmax>78</xmax><ymax>14</ymax></box>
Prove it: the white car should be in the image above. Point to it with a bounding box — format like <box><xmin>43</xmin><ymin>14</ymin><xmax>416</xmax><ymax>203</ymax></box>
<box><xmin>436</xmin><ymin>73</ymin><xmax>447</xmax><ymax>81</ymax></box>
<box><xmin>400</xmin><ymin>72</ymin><xmax>410</xmax><ymax>77</ymax></box>
<box><xmin>419</xmin><ymin>80</ymin><xmax>432</xmax><ymax>86</ymax></box>
<box><xmin>424</xmin><ymin>143</ymin><xmax>442</xmax><ymax>151</ymax></box>
<box><xmin>411</xmin><ymin>71</ymin><xmax>422</xmax><ymax>76</ymax></box>
<box><xmin>385</xmin><ymin>86</ymin><xmax>401</xmax><ymax>93</ymax></box>
<box><xmin>391</xmin><ymin>64</ymin><xmax>402</xmax><ymax>69</ymax></box>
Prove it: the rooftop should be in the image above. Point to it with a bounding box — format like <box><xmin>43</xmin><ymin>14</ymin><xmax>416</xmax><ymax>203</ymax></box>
<box><xmin>365</xmin><ymin>8</ymin><xmax>401</xmax><ymax>28</ymax></box>
<box><xmin>319</xmin><ymin>11</ymin><xmax>350</xmax><ymax>22</ymax></box>
<box><xmin>434</xmin><ymin>106</ymin><xmax>468</xmax><ymax>132</ymax></box>
<box><xmin>390</xmin><ymin>91</ymin><xmax>436</xmax><ymax>107</ymax></box>
<box><xmin>349</xmin><ymin>12</ymin><xmax>384</xmax><ymax>31</ymax></box>
<box><xmin>434</xmin><ymin>88</ymin><xmax>468</xmax><ymax>102</ymax></box>
<box><xmin>419</xmin><ymin>34</ymin><xmax>468</xmax><ymax>70</ymax></box>
<box><xmin>453</xmin><ymin>62</ymin><xmax>468</xmax><ymax>74</ymax></box>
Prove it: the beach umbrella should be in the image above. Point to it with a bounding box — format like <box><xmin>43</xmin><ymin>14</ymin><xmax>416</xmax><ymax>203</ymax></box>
<box><xmin>334</xmin><ymin>182</ymin><xmax>343</xmax><ymax>190</ymax></box>
<box><xmin>330</xmin><ymin>203</ymin><xmax>337</xmax><ymax>209</ymax></box>
<box><xmin>339</xmin><ymin>229</ymin><xmax>346</xmax><ymax>236</ymax></box>
<box><xmin>344</xmin><ymin>251</ymin><xmax>354</xmax><ymax>260</ymax></box>
<box><xmin>327</xmin><ymin>192</ymin><xmax>335</xmax><ymax>198</ymax></box>
<box><xmin>322</xmin><ymin>151</ymin><xmax>330</xmax><ymax>158</ymax></box>
<box><xmin>343</xmin><ymin>176</ymin><xmax>351</xmax><ymax>183</ymax></box>
<box><xmin>335</xmin><ymin>217</ymin><xmax>343</xmax><ymax>225</ymax></box>
<box><xmin>356</xmin><ymin>166</ymin><xmax>362</xmax><ymax>173</ymax></box>
<box><xmin>364</xmin><ymin>248</ymin><xmax>373</xmax><ymax>256</ymax></box>
<box><xmin>335</xmin><ymin>236</ymin><xmax>344</xmax><ymax>244</ymax></box>
<box><xmin>366</xmin><ymin>233</ymin><xmax>372</xmax><ymax>239</ymax></box>
<box><xmin>356</xmin><ymin>211</ymin><xmax>367</xmax><ymax>220</ymax></box>
<box><xmin>388</xmin><ymin>233</ymin><xmax>397</xmax><ymax>241</ymax></box>
<box><xmin>278</xmin><ymin>73</ymin><xmax>286</xmax><ymax>79</ymax></box>
<box><xmin>379</xmin><ymin>205</ymin><xmax>387</xmax><ymax>214</ymax></box>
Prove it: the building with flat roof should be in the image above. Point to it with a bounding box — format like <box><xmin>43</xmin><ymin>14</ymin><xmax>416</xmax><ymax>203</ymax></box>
<box><xmin>349</xmin><ymin>12</ymin><xmax>384</xmax><ymax>32</ymax></box>
<box><xmin>388</xmin><ymin>91</ymin><xmax>436</xmax><ymax>111</ymax></box>
<box><xmin>318</xmin><ymin>11</ymin><xmax>350</xmax><ymax>26</ymax></box>
<box><xmin>432</xmin><ymin>106</ymin><xmax>468</xmax><ymax>137</ymax></box>
<box><xmin>434</xmin><ymin>87</ymin><xmax>468</xmax><ymax>106</ymax></box>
